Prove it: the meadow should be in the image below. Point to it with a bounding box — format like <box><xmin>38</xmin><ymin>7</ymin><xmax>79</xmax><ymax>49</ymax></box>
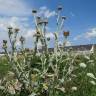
<box><xmin>0</xmin><ymin>5</ymin><xmax>96</xmax><ymax>96</ymax></box>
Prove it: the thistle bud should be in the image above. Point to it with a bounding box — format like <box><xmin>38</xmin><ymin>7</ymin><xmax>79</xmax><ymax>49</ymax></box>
<box><xmin>3</xmin><ymin>40</ymin><xmax>7</xmax><ymax>44</ymax></box>
<box><xmin>20</xmin><ymin>36</ymin><xmax>25</xmax><ymax>44</ymax></box>
<box><xmin>37</xmin><ymin>16</ymin><xmax>41</xmax><ymax>20</ymax></box>
<box><xmin>63</xmin><ymin>31</ymin><xmax>70</xmax><ymax>37</ymax></box>
<box><xmin>47</xmin><ymin>37</ymin><xmax>50</xmax><ymax>41</ymax></box>
<box><xmin>32</xmin><ymin>9</ymin><xmax>37</xmax><ymax>14</ymax></box>
<box><xmin>8</xmin><ymin>27</ymin><xmax>13</xmax><ymax>36</ymax></box>
<box><xmin>37</xmin><ymin>17</ymin><xmax>42</xmax><ymax>25</ymax></box>
<box><xmin>14</xmin><ymin>28</ymin><xmax>19</xmax><ymax>33</ymax></box>
<box><xmin>62</xmin><ymin>16</ymin><xmax>66</xmax><ymax>20</ymax></box>
<box><xmin>3</xmin><ymin>40</ymin><xmax>7</xmax><ymax>49</ymax></box>
<box><xmin>57</xmin><ymin>5</ymin><xmax>63</xmax><ymax>11</ymax></box>
<box><xmin>43</xmin><ymin>19</ymin><xmax>48</xmax><ymax>25</ymax></box>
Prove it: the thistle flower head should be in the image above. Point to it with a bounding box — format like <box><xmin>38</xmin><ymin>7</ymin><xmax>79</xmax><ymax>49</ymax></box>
<box><xmin>63</xmin><ymin>31</ymin><xmax>70</xmax><ymax>37</ymax></box>
<box><xmin>57</xmin><ymin>5</ymin><xmax>63</xmax><ymax>11</ymax></box>
<box><xmin>8</xmin><ymin>26</ymin><xmax>12</xmax><ymax>30</ymax></box>
<box><xmin>62</xmin><ymin>16</ymin><xmax>66</xmax><ymax>20</ymax></box>
<box><xmin>32</xmin><ymin>9</ymin><xmax>37</xmax><ymax>14</ymax></box>
<box><xmin>20</xmin><ymin>36</ymin><xmax>25</xmax><ymax>44</ymax></box>
<box><xmin>14</xmin><ymin>28</ymin><xmax>19</xmax><ymax>33</ymax></box>
<box><xmin>3</xmin><ymin>40</ymin><xmax>7</xmax><ymax>44</ymax></box>
<box><xmin>3</xmin><ymin>40</ymin><xmax>7</xmax><ymax>49</ymax></box>
<box><xmin>47</xmin><ymin>37</ymin><xmax>50</xmax><ymax>41</ymax></box>
<box><xmin>43</xmin><ymin>19</ymin><xmax>48</xmax><ymax>25</ymax></box>
<box><xmin>8</xmin><ymin>26</ymin><xmax>13</xmax><ymax>36</ymax></box>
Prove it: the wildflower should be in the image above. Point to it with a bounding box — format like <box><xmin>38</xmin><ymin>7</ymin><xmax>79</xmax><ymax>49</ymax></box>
<box><xmin>89</xmin><ymin>80</ymin><xmax>96</xmax><ymax>85</ymax></box>
<box><xmin>3</xmin><ymin>40</ymin><xmax>7</xmax><ymax>44</ymax></box>
<box><xmin>63</xmin><ymin>31</ymin><xmax>70</xmax><ymax>38</ymax></box>
<box><xmin>79</xmin><ymin>63</ymin><xmax>87</xmax><ymax>68</ymax></box>
<box><xmin>87</xmin><ymin>73</ymin><xmax>96</xmax><ymax>79</ymax></box>
<box><xmin>71</xmin><ymin>86</ymin><xmax>77</xmax><ymax>91</ymax></box>
<box><xmin>14</xmin><ymin>28</ymin><xmax>19</xmax><ymax>34</ymax></box>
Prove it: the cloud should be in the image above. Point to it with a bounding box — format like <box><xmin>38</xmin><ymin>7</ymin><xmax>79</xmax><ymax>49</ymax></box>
<box><xmin>0</xmin><ymin>16</ymin><xmax>31</xmax><ymax>35</ymax></box>
<box><xmin>74</xmin><ymin>27</ymin><xmax>96</xmax><ymax>41</ymax></box>
<box><xmin>74</xmin><ymin>34</ymin><xmax>83</xmax><ymax>41</ymax></box>
<box><xmin>58</xmin><ymin>41</ymin><xmax>72</xmax><ymax>46</ymax></box>
<box><xmin>66</xmin><ymin>41</ymin><xmax>72</xmax><ymax>46</ymax></box>
<box><xmin>38</xmin><ymin>6</ymin><xmax>56</xmax><ymax>18</ymax></box>
<box><xmin>0</xmin><ymin>16</ymin><xmax>35</xmax><ymax>50</ymax></box>
<box><xmin>85</xmin><ymin>28</ymin><xmax>96</xmax><ymax>38</ymax></box>
<box><xmin>0</xmin><ymin>0</ymin><xmax>31</xmax><ymax>16</ymax></box>
<box><xmin>24</xmin><ymin>29</ymin><xmax>36</xmax><ymax>38</ymax></box>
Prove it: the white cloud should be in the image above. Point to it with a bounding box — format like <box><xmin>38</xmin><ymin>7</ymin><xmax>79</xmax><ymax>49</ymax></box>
<box><xmin>0</xmin><ymin>0</ymin><xmax>31</xmax><ymax>16</ymax></box>
<box><xmin>24</xmin><ymin>29</ymin><xmax>36</xmax><ymax>38</ymax></box>
<box><xmin>65</xmin><ymin>41</ymin><xmax>72</xmax><ymax>46</ymax></box>
<box><xmin>74</xmin><ymin>34</ymin><xmax>83</xmax><ymax>41</ymax></box>
<box><xmin>38</xmin><ymin>6</ymin><xmax>56</xmax><ymax>18</ymax></box>
<box><xmin>0</xmin><ymin>16</ymin><xmax>35</xmax><ymax>50</ymax></box>
<box><xmin>85</xmin><ymin>28</ymin><xmax>96</xmax><ymax>38</ymax></box>
<box><xmin>0</xmin><ymin>16</ymin><xmax>30</xmax><ymax>34</ymax></box>
<box><xmin>74</xmin><ymin>27</ymin><xmax>96</xmax><ymax>41</ymax></box>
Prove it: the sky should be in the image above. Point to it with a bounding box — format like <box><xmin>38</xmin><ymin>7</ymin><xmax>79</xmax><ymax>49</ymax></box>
<box><xmin>0</xmin><ymin>0</ymin><xmax>96</xmax><ymax>50</ymax></box>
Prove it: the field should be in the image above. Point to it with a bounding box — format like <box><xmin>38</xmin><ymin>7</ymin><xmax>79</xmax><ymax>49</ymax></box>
<box><xmin>0</xmin><ymin>50</ymin><xmax>96</xmax><ymax>96</ymax></box>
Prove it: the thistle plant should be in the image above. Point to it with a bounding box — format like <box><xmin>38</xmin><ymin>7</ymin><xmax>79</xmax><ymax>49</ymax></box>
<box><xmin>0</xmin><ymin>5</ymin><xmax>96</xmax><ymax>96</ymax></box>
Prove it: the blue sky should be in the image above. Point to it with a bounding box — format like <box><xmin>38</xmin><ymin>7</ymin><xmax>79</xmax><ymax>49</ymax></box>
<box><xmin>0</xmin><ymin>0</ymin><xmax>96</xmax><ymax>50</ymax></box>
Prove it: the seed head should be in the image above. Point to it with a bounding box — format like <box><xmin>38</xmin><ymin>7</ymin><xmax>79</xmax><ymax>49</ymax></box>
<box><xmin>47</xmin><ymin>37</ymin><xmax>50</xmax><ymax>41</ymax></box>
<box><xmin>62</xmin><ymin>16</ymin><xmax>66</xmax><ymax>20</ymax></box>
<box><xmin>63</xmin><ymin>31</ymin><xmax>70</xmax><ymax>37</ymax></box>
<box><xmin>20</xmin><ymin>36</ymin><xmax>25</xmax><ymax>44</ymax></box>
<box><xmin>57</xmin><ymin>5</ymin><xmax>63</xmax><ymax>11</ymax></box>
<box><xmin>3</xmin><ymin>40</ymin><xmax>7</xmax><ymax>49</ymax></box>
<box><xmin>8</xmin><ymin>27</ymin><xmax>13</xmax><ymax>36</ymax></box>
<box><xmin>3</xmin><ymin>40</ymin><xmax>7</xmax><ymax>44</ymax></box>
<box><xmin>15</xmin><ymin>28</ymin><xmax>19</xmax><ymax>33</ymax></box>
<box><xmin>32</xmin><ymin>9</ymin><xmax>37</xmax><ymax>14</ymax></box>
